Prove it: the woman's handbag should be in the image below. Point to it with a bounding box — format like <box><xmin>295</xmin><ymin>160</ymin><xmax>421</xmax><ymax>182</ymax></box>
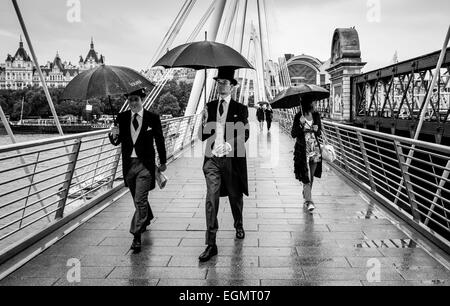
<box><xmin>320</xmin><ymin>132</ymin><xmax>336</xmax><ymax>163</ymax></box>
<box><xmin>321</xmin><ymin>143</ymin><xmax>336</xmax><ymax>162</ymax></box>
<box><xmin>155</xmin><ymin>168</ymin><xmax>168</xmax><ymax>189</ymax></box>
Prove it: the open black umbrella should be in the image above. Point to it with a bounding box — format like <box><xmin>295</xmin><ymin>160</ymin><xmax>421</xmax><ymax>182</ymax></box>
<box><xmin>270</xmin><ymin>84</ymin><xmax>330</xmax><ymax>109</ymax></box>
<box><xmin>153</xmin><ymin>36</ymin><xmax>254</xmax><ymax>105</ymax></box>
<box><xmin>153</xmin><ymin>40</ymin><xmax>254</xmax><ymax>70</ymax></box>
<box><xmin>62</xmin><ymin>65</ymin><xmax>155</xmax><ymax>123</ymax></box>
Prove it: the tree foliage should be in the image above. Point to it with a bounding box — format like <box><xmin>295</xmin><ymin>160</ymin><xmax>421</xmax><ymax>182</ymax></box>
<box><xmin>0</xmin><ymin>80</ymin><xmax>193</xmax><ymax>121</ymax></box>
<box><xmin>150</xmin><ymin>80</ymin><xmax>192</xmax><ymax>117</ymax></box>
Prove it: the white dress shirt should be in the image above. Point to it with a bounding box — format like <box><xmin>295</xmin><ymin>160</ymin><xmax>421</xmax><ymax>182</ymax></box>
<box><xmin>130</xmin><ymin>108</ymin><xmax>144</xmax><ymax>158</ymax></box>
<box><xmin>212</xmin><ymin>95</ymin><xmax>232</xmax><ymax>157</ymax></box>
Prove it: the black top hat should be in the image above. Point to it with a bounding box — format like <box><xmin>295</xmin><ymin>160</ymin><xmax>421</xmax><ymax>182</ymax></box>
<box><xmin>125</xmin><ymin>87</ymin><xmax>147</xmax><ymax>98</ymax></box>
<box><xmin>213</xmin><ymin>67</ymin><xmax>238</xmax><ymax>86</ymax></box>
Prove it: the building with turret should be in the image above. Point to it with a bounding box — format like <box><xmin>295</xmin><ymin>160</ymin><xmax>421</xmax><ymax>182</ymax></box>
<box><xmin>79</xmin><ymin>38</ymin><xmax>105</xmax><ymax>71</ymax></box>
<box><xmin>0</xmin><ymin>37</ymin><xmax>34</xmax><ymax>90</ymax></box>
<box><xmin>34</xmin><ymin>53</ymin><xmax>80</xmax><ymax>88</ymax></box>
<box><xmin>0</xmin><ymin>37</ymin><xmax>105</xmax><ymax>90</ymax></box>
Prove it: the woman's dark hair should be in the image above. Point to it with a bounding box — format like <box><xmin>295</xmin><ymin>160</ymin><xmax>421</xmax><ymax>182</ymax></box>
<box><xmin>301</xmin><ymin>101</ymin><xmax>314</xmax><ymax>114</ymax></box>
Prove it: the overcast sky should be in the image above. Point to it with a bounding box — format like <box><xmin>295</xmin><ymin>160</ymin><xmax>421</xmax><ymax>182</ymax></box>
<box><xmin>1</xmin><ymin>0</ymin><xmax>449</xmax><ymax>72</ymax></box>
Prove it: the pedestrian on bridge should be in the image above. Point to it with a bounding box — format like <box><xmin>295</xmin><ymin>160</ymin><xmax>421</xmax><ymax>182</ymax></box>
<box><xmin>291</xmin><ymin>101</ymin><xmax>322</xmax><ymax>212</ymax></box>
<box><xmin>197</xmin><ymin>68</ymin><xmax>250</xmax><ymax>262</ymax></box>
<box><xmin>265</xmin><ymin>105</ymin><xmax>273</xmax><ymax>132</ymax></box>
<box><xmin>256</xmin><ymin>105</ymin><xmax>265</xmax><ymax>131</ymax></box>
<box><xmin>109</xmin><ymin>88</ymin><xmax>167</xmax><ymax>253</ymax></box>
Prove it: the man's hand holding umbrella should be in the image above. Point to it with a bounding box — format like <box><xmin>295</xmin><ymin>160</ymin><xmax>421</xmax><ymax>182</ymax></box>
<box><xmin>110</xmin><ymin>125</ymin><xmax>120</xmax><ymax>138</ymax></box>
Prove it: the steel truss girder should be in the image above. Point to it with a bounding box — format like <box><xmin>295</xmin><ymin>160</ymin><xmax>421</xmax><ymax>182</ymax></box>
<box><xmin>352</xmin><ymin>48</ymin><xmax>450</xmax><ymax>138</ymax></box>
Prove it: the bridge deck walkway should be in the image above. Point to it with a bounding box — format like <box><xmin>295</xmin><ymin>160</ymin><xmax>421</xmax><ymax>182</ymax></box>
<box><xmin>1</xmin><ymin>119</ymin><xmax>449</xmax><ymax>286</ymax></box>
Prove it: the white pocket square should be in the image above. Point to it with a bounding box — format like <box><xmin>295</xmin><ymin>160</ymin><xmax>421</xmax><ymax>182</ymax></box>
<box><xmin>234</xmin><ymin>115</ymin><xmax>238</xmax><ymax>117</ymax></box>
<box><xmin>147</xmin><ymin>127</ymin><xmax>152</xmax><ymax>131</ymax></box>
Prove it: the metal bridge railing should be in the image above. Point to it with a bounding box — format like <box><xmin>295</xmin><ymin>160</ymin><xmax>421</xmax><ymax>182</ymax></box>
<box><xmin>0</xmin><ymin>114</ymin><xmax>201</xmax><ymax>260</ymax></box>
<box><xmin>274</xmin><ymin>109</ymin><xmax>450</xmax><ymax>252</ymax></box>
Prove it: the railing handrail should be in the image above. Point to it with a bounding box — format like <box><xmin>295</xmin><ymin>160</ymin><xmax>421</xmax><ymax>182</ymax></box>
<box><xmin>0</xmin><ymin>114</ymin><xmax>200</xmax><ymax>154</ymax></box>
<box><xmin>323</xmin><ymin>120</ymin><xmax>450</xmax><ymax>154</ymax></box>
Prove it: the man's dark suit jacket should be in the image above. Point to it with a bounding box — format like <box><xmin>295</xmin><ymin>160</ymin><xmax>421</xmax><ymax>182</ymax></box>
<box><xmin>199</xmin><ymin>99</ymin><xmax>250</xmax><ymax>197</ymax></box>
<box><xmin>109</xmin><ymin>109</ymin><xmax>167</xmax><ymax>191</ymax></box>
<box><xmin>265</xmin><ymin>108</ymin><xmax>273</xmax><ymax>121</ymax></box>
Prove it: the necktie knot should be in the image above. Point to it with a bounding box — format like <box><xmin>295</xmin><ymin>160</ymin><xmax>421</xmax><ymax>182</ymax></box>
<box><xmin>133</xmin><ymin>113</ymin><xmax>139</xmax><ymax>130</ymax></box>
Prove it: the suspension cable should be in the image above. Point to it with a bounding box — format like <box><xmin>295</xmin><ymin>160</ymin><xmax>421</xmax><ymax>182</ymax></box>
<box><xmin>144</xmin><ymin>0</ymin><xmax>195</xmax><ymax>71</ymax></box>
<box><xmin>120</xmin><ymin>0</ymin><xmax>199</xmax><ymax>113</ymax></box>
<box><xmin>262</xmin><ymin>0</ymin><xmax>272</xmax><ymax>64</ymax></box>
<box><xmin>142</xmin><ymin>1</ymin><xmax>218</xmax><ymax>110</ymax></box>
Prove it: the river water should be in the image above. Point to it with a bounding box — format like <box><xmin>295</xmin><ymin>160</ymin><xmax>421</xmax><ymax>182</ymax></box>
<box><xmin>0</xmin><ymin>133</ymin><xmax>60</xmax><ymax>146</ymax></box>
<box><xmin>0</xmin><ymin>131</ymin><xmax>121</xmax><ymax>252</ymax></box>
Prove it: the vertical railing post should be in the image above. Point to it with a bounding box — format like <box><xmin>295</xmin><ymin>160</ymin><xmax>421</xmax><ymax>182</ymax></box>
<box><xmin>189</xmin><ymin>115</ymin><xmax>197</xmax><ymax>144</ymax></box>
<box><xmin>181</xmin><ymin>116</ymin><xmax>191</xmax><ymax>149</ymax></box>
<box><xmin>424</xmin><ymin>160</ymin><xmax>450</xmax><ymax>227</ymax></box>
<box><xmin>89</xmin><ymin>137</ymin><xmax>106</xmax><ymax>191</ymax></box>
<box><xmin>191</xmin><ymin>115</ymin><xmax>197</xmax><ymax>143</ymax></box>
<box><xmin>108</xmin><ymin>146</ymin><xmax>122</xmax><ymax>189</ymax></box>
<box><xmin>19</xmin><ymin>152</ymin><xmax>41</xmax><ymax>228</ymax></box>
<box><xmin>393</xmin><ymin>140</ymin><xmax>421</xmax><ymax>221</ymax></box>
<box><xmin>193</xmin><ymin>115</ymin><xmax>202</xmax><ymax>144</ymax></box>
<box><xmin>334</xmin><ymin>126</ymin><xmax>350</xmax><ymax>172</ymax></box>
<box><xmin>173</xmin><ymin>118</ymin><xmax>184</xmax><ymax>154</ymax></box>
<box><xmin>55</xmin><ymin>139</ymin><xmax>82</xmax><ymax>219</ymax></box>
<box><xmin>356</xmin><ymin>131</ymin><xmax>377</xmax><ymax>192</ymax></box>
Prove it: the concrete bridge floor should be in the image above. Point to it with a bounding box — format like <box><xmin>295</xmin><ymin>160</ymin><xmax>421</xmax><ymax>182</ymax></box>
<box><xmin>1</xmin><ymin>120</ymin><xmax>449</xmax><ymax>286</ymax></box>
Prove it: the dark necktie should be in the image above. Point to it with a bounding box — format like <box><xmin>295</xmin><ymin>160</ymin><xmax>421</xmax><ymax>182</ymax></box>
<box><xmin>219</xmin><ymin>99</ymin><xmax>225</xmax><ymax>116</ymax></box>
<box><xmin>132</xmin><ymin>113</ymin><xmax>139</xmax><ymax>130</ymax></box>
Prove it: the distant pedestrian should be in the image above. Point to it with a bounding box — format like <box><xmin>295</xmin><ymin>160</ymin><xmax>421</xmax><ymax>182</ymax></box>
<box><xmin>265</xmin><ymin>105</ymin><xmax>273</xmax><ymax>132</ymax></box>
<box><xmin>256</xmin><ymin>105</ymin><xmax>265</xmax><ymax>131</ymax></box>
<box><xmin>291</xmin><ymin>101</ymin><xmax>322</xmax><ymax>213</ymax></box>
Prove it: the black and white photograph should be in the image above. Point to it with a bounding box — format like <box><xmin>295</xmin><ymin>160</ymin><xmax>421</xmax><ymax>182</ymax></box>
<box><xmin>0</xmin><ymin>0</ymin><xmax>449</xmax><ymax>297</ymax></box>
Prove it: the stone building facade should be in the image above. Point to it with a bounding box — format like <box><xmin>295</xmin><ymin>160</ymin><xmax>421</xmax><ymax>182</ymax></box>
<box><xmin>0</xmin><ymin>37</ymin><xmax>105</xmax><ymax>90</ymax></box>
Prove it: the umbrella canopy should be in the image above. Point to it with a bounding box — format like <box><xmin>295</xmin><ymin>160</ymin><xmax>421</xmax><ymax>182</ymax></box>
<box><xmin>153</xmin><ymin>40</ymin><xmax>254</xmax><ymax>70</ymax></box>
<box><xmin>62</xmin><ymin>65</ymin><xmax>155</xmax><ymax>101</ymax></box>
<box><xmin>270</xmin><ymin>84</ymin><xmax>330</xmax><ymax>109</ymax></box>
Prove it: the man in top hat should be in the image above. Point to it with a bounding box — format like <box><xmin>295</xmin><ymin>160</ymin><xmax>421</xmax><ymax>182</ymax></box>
<box><xmin>197</xmin><ymin>67</ymin><xmax>250</xmax><ymax>262</ymax></box>
<box><xmin>109</xmin><ymin>87</ymin><xmax>167</xmax><ymax>253</ymax></box>
<box><xmin>256</xmin><ymin>105</ymin><xmax>265</xmax><ymax>131</ymax></box>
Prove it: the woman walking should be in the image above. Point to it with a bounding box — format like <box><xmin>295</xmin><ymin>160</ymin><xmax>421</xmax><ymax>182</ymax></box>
<box><xmin>291</xmin><ymin>101</ymin><xmax>322</xmax><ymax>212</ymax></box>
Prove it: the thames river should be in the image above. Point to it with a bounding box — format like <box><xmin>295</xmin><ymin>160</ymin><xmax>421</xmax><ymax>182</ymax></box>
<box><xmin>0</xmin><ymin>130</ymin><xmax>121</xmax><ymax>252</ymax></box>
<box><xmin>0</xmin><ymin>133</ymin><xmax>60</xmax><ymax>146</ymax></box>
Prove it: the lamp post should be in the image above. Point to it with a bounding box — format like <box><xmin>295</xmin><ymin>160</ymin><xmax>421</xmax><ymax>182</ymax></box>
<box><xmin>85</xmin><ymin>101</ymin><xmax>93</xmax><ymax>123</ymax></box>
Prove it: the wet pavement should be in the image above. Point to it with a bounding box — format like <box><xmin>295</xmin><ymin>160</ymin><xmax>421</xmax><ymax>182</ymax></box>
<box><xmin>1</xmin><ymin>117</ymin><xmax>449</xmax><ymax>286</ymax></box>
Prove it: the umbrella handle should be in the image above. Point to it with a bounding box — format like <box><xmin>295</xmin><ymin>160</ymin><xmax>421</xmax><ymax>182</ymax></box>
<box><xmin>299</xmin><ymin>96</ymin><xmax>304</xmax><ymax>117</ymax></box>
<box><xmin>204</xmin><ymin>31</ymin><xmax>207</xmax><ymax>106</ymax></box>
<box><xmin>204</xmin><ymin>68</ymin><xmax>207</xmax><ymax>107</ymax></box>
<box><xmin>108</xmin><ymin>96</ymin><xmax>117</xmax><ymax>126</ymax></box>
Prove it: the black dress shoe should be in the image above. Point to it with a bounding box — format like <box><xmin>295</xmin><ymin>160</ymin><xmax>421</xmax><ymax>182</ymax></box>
<box><xmin>236</xmin><ymin>228</ymin><xmax>245</xmax><ymax>239</ymax></box>
<box><xmin>198</xmin><ymin>245</ymin><xmax>218</xmax><ymax>262</ymax></box>
<box><xmin>131</xmin><ymin>235</ymin><xmax>141</xmax><ymax>253</ymax></box>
